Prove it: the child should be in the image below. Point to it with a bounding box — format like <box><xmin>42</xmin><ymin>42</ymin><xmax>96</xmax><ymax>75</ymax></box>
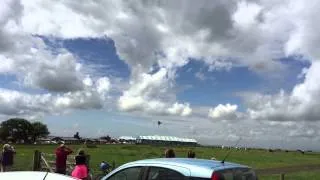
<box><xmin>71</xmin><ymin>150</ymin><xmax>89</xmax><ymax>180</ymax></box>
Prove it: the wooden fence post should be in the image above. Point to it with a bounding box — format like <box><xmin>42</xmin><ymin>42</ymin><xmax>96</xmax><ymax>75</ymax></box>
<box><xmin>280</xmin><ymin>173</ymin><xmax>285</xmax><ymax>180</ymax></box>
<box><xmin>32</xmin><ymin>150</ymin><xmax>41</xmax><ymax>171</ymax></box>
<box><xmin>112</xmin><ymin>160</ymin><xmax>116</xmax><ymax>170</ymax></box>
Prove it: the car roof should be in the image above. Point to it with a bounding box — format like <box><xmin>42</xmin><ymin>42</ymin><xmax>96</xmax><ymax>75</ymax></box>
<box><xmin>0</xmin><ymin>171</ymin><xmax>76</xmax><ymax>180</ymax></box>
<box><xmin>119</xmin><ymin>158</ymin><xmax>249</xmax><ymax>178</ymax></box>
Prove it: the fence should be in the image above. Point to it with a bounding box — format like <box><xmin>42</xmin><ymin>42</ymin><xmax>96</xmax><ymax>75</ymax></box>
<box><xmin>255</xmin><ymin>164</ymin><xmax>320</xmax><ymax>180</ymax></box>
<box><xmin>32</xmin><ymin>150</ymin><xmax>320</xmax><ymax>179</ymax></box>
<box><xmin>32</xmin><ymin>150</ymin><xmax>116</xmax><ymax>176</ymax></box>
<box><xmin>32</xmin><ymin>150</ymin><xmax>90</xmax><ymax>173</ymax></box>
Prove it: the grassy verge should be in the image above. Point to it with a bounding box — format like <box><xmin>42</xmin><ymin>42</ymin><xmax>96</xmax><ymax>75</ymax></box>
<box><xmin>6</xmin><ymin>144</ymin><xmax>320</xmax><ymax>179</ymax></box>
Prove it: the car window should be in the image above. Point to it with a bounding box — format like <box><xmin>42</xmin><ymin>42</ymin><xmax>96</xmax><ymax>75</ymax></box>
<box><xmin>218</xmin><ymin>169</ymin><xmax>234</xmax><ymax>180</ymax></box>
<box><xmin>214</xmin><ymin>168</ymin><xmax>257</xmax><ymax>180</ymax></box>
<box><xmin>147</xmin><ymin>167</ymin><xmax>185</xmax><ymax>180</ymax></box>
<box><xmin>107</xmin><ymin>167</ymin><xmax>143</xmax><ymax>180</ymax></box>
<box><xmin>234</xmin><ymin>168</ymin><xmax>257</xmax><ymax>180</ymax></box>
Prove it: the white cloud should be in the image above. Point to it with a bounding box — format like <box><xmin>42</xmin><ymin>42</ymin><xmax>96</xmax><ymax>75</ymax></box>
<box><xmin>233</xmin><ymin>1</ymin><xmax>262</xmax><ymax>29</ymax></box>
<box><xmin>195</xmin><ymin>72</ymin><xmax>206</xmax><ymax>81</ymax></box>
<box><xmin>23</xmin><ymin>52</ymin><xmax>85</xmax><ymax>92</ymax></box>
<box><xmin>243</xmin><ymin>61</ymin><xmax>320</xmax><ymax>121</ymax></box>
<box><xmin>0</xmin><ymin>76</ymin><xmax>111</xmax><ymax>118</ymax></box>
<box><xmin>208</xmin><ymin>104</ymin><xmax>239</xmax><ymax>120</ymax></box>
<box><xmin>17</xmin><ymin>0</ymin><xmax>297</xmax><ymax>74</ymax></box>
<box><xmin>0</xmin><ymin>0</ymin><xmax>115</xmax><ymax>119</ymax></box>
<box><xmin>3</xmin><ymin>0</ymin><xmax>320</xmax><ymax>149</ymax></box>
<box><xmin>16</xmin><ymin>0</ymin><xmax>316</xmax><ymax>121</ymax></box>
<box><xmin>168</xmin><ymin>103</ymin><xmax>192</xmax><ymax>117</ymax></box>
<box><xmin>118</xmin><ymin>68</ymin><xmax>192</xmax><ymax>116</ymax></box>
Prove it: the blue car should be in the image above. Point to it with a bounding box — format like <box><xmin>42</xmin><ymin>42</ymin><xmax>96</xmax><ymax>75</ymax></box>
<box><xmin>101</xmin><ymin>158</ymin><xmax>257</xmax><ymax>180</ymax></box>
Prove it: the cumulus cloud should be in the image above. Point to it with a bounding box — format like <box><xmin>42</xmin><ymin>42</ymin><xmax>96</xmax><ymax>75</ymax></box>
<box><xmin>0</xmin><ymin>76</ymin><xmax>111</xmax><ymax>119</ymax></box>
<box><xmin>208</xmin><ymin>104</ymin><xmax>240</xmax><ymax>120</ymax></box>
<box><xmin>0</xmin><ymin>0</ymin><xmax>115</xmax><ymax>120</ymax></box>
<box><xmin>195</xmin><ymin>72</ymin><xmax>206</xmax><ymax>81</ymax></box>
<box><xmin>24</xmin><ymin>52</ymin><xmax>85</xmax><ymax>92</ymax></box>
<box><xmin>243</xmin><ymin>61</ymin><xmax>320</xmax><ymax>121</ymax></box>
<box><xmin>18</xmin><ymin>0</ymin><xmax>300</xmax><ymax>73</ymax></box>
<box><xmin>168</xmin><ymin>103</ymin><xmax>192</xmax><ymax>117</ymax></box>
<box><xmin>2</xmin><ymin>0</ymin><xmax>320</xmax><ymax>127</ymax></box>
<box><xmin>118</xmin><ymin>68</ymin><xmax>192</xmax><ymax>116</ymax></box>
<box><xmin>15</xmin><ymin>0</ymin><xmax>318</xmax><ymax>120</ymax></box>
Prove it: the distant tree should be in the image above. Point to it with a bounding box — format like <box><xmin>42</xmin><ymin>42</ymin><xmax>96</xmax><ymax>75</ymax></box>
<box><xmin>0</xmin><ymin>118</ymin><xmax>34</xmax><ymax>143</ymax></box>
<box><xmin>31</xmin><ymin>121</ymin><xmax>50</xmax><ymax>142</ymax></box>
<box><xmin>74</xmin><ymin>132</ymin><xmax>81</xmax><ymax>139</ymax></box>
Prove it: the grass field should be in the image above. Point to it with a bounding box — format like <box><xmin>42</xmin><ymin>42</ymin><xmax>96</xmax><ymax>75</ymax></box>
<box><xmin>5</xmin><ymin>144</ymin><xmax>320</xmax><ymax>179</ymax></box>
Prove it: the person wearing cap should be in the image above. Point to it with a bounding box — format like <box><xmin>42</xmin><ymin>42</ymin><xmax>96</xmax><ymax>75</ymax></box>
<box><xmin>55</xmin><ymin>144</ymin><xmax>73</xmax><ymax>174</ymax></box>
<box><xmin>1</xmin><ymin>144</ymin><xmax>16</xmax><ymax>172</ymax></box>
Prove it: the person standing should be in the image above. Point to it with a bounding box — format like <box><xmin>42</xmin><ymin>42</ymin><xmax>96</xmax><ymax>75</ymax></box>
<box><xmin>187</xmin><ymin>150</ymin><xmax>196</xmax><ymax>158</ymax></box>
<box><xmin>55</xmin><ymin>144</ymin><xmax>73</xmax><ymax>174</ymax></box>
<box><xmin>164</xmin><ymin>148</ymin><xmax>175</xmax><ymax>158</ymax></box>
<box><xmin>72</xmin><ymin>149</ymin><xmax>89</xmax><ymax>180</ymax></box>
<box><xmin>1</xmin><ymin>144</ymin><xmax>16</xmax><ymax>172</ymax></box>
<box><xmin>75</xmin><ymin>149</ymin><xmax>87</xmax><ymax>166</ymax></box>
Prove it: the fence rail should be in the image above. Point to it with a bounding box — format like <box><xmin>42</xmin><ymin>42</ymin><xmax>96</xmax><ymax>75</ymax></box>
<box><xmin>32</xmin><ymin>150</ymin><xmax>90</xmax><ymax>174</ymax></box>
<box><xmin>32</xmin><ymin>150</ymin><xmax>320</xmax><ymax>180</ymax></box>
<box><xmin>255</xmin><ymin>164</ymin><xmax>320</xmax><ymax>179</ymax></box>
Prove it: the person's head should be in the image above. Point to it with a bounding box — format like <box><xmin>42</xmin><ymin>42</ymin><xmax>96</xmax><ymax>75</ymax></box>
<box><xmin>78</xmin><ymin>149</ymin><xmax>85</xmax><ymax>156</ymax></box>
<box><xmin>100</xmin><ymin>161</ymin><xmax>110</xmax><ymax>171</ymax></box>
<box><xmin>3</xmin><ymin>144</ymin><xmax>10</xmax><ymax>151</ymax></box>
<box><xmin>187</xmin><ymin>150</ymin><xmax>196</xmax><ymax>158</ymax></box>
<box><xmin>59</xmin><ymin>143</ymin><xmax>66</xmax><ymax>149</ymax></box>
<box><xmin>165</xmin><ymin>149</ymin><xmax>175</xmax><ymax>158</ymax></box>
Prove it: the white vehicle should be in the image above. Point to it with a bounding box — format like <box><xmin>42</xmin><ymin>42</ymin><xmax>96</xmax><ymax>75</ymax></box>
<box><xmin>0</xmin><ymin>172</ymin><xmax>77</xmax><ymax>180</ymax></box>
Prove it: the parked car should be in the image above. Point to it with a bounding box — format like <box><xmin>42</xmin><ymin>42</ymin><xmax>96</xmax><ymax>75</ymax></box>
<box><xmin>0</xmin><ymin>171</ymin><xmax>77</xmax><ymax>180</ymax></box>
<box><xmin>101</xmin><ymin>158</ymin><xmax>257</xmax><ymax>180</ymax></box>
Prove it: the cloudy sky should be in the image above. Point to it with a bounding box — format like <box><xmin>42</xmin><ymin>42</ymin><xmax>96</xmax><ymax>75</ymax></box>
<box><xmin>1</xmin><ymin>0</ymin><xmax>320</xmax><ymax>150</ymax></box>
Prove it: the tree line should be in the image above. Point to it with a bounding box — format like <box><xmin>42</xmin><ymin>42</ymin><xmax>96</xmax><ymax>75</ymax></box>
<box><xmin>0</xmin><ymin>118</ymin><xmax>49</xmax><ymax>143</ymax></box>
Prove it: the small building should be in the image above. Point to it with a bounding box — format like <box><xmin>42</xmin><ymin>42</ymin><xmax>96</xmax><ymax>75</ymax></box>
<box><xmin>119</xmin><ymin>136</ymin><xmax>136</xmax><ymax>144</ymax></box>
<box><xmin>37</xmin><ymin>137</ymin><xmax>54</xmax><ymax>144</ymax></box>
<box><xmin>85</xmin><ymin>138</ymin><xmax>100</xmax><ymax>144</ymax></box>
<box><xmin>51</xmin><ymin>137</ymin><xmax>81</xmax><ymax>144</ymax></box>
<box><xmin>136</xmin><ymin>135</ymin><xmax>198</xmax><ymax>146</ymax></box>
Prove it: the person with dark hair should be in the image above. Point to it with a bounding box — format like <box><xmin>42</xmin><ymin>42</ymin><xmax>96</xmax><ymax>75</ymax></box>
<box><xmin>1</xmin><ymin>144</ymin><xmax>16</xmax><ymax>172</ymax></box>
<box><xmin>187</xmin><ymin>150</ymin><xmax>196</xmax><ymax>158</ymax></box>
<box><xmin>55</xmin><ymin>144</ymin><xmax>73</xmax><ymax>174</ymax></box>
<box><xmin>72</xmin><ymin>149</ymin><xmax>89</xmax><ymax>180</ymax></box>
<box><xmin>165</xmin><ymin>149</ymin><xmax>175</xmax><ymax>158</ymax></box>
<box><xmin>75</xmin><ymin>149</ymin><xmax>87</xmax><ymax>165</ymax></box>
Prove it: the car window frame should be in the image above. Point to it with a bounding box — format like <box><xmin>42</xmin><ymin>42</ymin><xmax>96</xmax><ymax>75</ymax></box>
<box><xmin>104</xmin><ymin>166</ymin><xmax>147</xmax><ymax>180</ymax></box>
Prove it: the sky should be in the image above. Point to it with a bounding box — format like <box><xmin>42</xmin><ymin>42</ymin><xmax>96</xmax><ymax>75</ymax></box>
<box><xmin>1</xmin><ymin>0</ymin><xmax>320</xmax><ymax>150</ymax></box>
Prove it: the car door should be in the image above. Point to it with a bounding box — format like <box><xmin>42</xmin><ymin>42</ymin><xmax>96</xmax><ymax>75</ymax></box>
<box><xmin>104</xmin><ymin>166</ymin><xmax>145</xmax><ymax>180</ymax></box>
<box><xmin>145</xmin><ymin>166</ymin><xmax>188</xmax><ymax>180</ymax></box>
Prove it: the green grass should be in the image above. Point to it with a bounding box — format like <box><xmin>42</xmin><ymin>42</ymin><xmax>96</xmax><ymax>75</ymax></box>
<box><xmin>6</xmin><ymin>144</ymin><xmax>320</xmax><ymax>179</ymax></box>
<box><xmin>259</xmin><ymin>171</ymin><xmax>320</xmax><ymax>180</ymax></box>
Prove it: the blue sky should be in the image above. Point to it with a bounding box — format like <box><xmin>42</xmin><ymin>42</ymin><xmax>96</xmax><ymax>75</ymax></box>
<box><xmin>2</xmin><ymin>0</ymin><xmax>320</xmax><ymax>150</ymax></box>
<box><xmin>46</xmin><ymin>37</ymin><xmax>306</xmax><ymax>111</ymax></box>
<box><xmin>0</xmin><ymin>37</ymin><xmax>312</xmax><ymax>145</ymax></box>
<box><xmin>38</xmin><ymin>38</ymin><xmax>307</xmax><ymax>142</ymax></box>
